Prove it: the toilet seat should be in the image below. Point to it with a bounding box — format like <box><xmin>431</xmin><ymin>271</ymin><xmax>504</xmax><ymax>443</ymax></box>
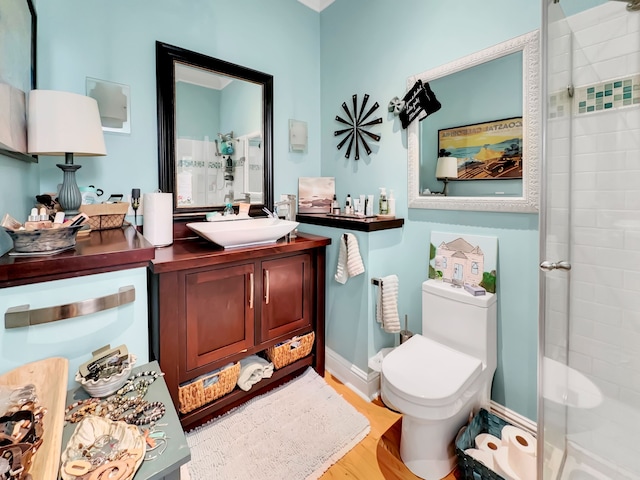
<box><xmin>382</xmin><ymin>334</ymin><xmax>483</xmax><ymax>419</ymax></box>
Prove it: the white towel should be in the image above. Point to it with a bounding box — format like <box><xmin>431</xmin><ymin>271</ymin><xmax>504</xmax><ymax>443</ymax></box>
<box><xmin>376</xmin><ymin>274</ymin><xmax>401</xmax><ymax>333</ymax></box>
<box><xmin>237</xmin><ymin>355</ymin><xmax>274</xmax><ymax>391</ymax></box>
<box><xmin>335</xmin><ymin>233</ymin><xmax>365</xmax><ymax>284</ymax></box>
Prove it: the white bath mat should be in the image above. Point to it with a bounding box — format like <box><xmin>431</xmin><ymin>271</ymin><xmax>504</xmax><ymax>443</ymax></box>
<box><xmin>181</xmin><ymin>367</ymin><xmax>370</xmax><ymax>480</ymax></box>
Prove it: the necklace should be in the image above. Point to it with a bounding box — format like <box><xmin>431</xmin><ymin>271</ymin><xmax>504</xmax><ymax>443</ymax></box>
<box><xmin>120</xmin><ymin>401</ymin><xmax>166</xmax><ymax>426</ymax></box>
<box><xmin>116</xmin><ymin>371</ymin><xmax>163</xmax><ymax>397</ymax></box>
<box><xmin>65</xmin><ymin>371</ymin><xmax>165</xmax><ymax>426</ymax></box>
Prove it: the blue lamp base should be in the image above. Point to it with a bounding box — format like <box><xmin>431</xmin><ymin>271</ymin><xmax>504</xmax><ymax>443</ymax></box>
<box><xmin>57</xmin><ymin>153</ymin><xmax>82</xmax><ymax>216</ymax></box>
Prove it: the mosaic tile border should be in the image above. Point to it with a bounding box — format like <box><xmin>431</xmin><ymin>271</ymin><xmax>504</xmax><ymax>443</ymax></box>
<box><xmin>548</xmin><ymin>74</ymin><xmax>640</xmax><ymax>119</ymax></box>
<box><xmin>575</xmin><ymin>74</ymin><xmax>640</xmax><ymax>114</ymax></box>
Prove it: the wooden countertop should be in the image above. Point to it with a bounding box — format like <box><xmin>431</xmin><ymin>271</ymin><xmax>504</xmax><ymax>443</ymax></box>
<box><xmin>0</xmin><ymin>226</ymin><xmax>155</xmax><ymax>287</ymax></box>
<box><xmin>149</xmin><ymin>232</ymin><xmax>331</xmax><ymax>274</ymax></box>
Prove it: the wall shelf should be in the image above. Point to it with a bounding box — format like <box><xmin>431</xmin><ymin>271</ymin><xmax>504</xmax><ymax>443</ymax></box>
<box><xmin>296</xmin><ymin>213</ymin><xmax>404</xmax><ymax>232</ymax></box>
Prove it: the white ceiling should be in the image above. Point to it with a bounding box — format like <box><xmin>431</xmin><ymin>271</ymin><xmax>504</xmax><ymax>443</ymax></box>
<box><xmin>297</xmin><ymin>0</ymin><xmax>335</xmax><ymax>12</ymax></box>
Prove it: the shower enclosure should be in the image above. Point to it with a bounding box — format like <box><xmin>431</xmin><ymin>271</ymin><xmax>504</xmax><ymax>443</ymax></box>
<box><xmin>540</xmin><ymin>0</ymin><xmax>640</xmax><ymax>478</ymax></box>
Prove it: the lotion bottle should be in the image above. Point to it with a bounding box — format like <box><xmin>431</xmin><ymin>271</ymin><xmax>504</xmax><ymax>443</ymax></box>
<box><xmin>388</xmin><ymin>189</ymin><xmax>396</xmax><ymax>216</ymax></box>
<box><xmin>379</xmin><ymin>188</ymin><xmax>388</xmax><ymax>215</ymax></box>
<box><xmin>331</xmin><ymin>194</ymin><xmax>340</xmax><ymax>214</ymax></box>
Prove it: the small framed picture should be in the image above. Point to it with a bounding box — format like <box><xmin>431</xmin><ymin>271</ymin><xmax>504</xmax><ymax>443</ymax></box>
<box><xmin>298</xmin><ymin>177</ymin><xmax>335</xmax><ymax>214</ymax></box>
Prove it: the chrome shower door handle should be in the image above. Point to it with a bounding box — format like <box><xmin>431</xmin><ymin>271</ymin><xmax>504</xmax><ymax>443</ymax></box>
<box><xmin>540</xmin><ymin>260</ymin><xmax>572</xmax><ymax>271</ymax></box>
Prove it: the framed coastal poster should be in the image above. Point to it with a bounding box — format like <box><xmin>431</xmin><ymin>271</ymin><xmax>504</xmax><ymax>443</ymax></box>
<box><xmin>0</xmin><ymin>0</ymin><xmax>37</xmax><ymax>163</ymax></box>
<box><xmin>437</xmin><ymin>117</ymin><xmax>522</xmax><ymax>181</ymax></box>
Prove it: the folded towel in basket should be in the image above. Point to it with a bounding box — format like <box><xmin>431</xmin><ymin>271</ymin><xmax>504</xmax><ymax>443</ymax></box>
<box><xmin>237</xmin><ymin>355</ymin><xmax>274</xmax><ymax>391</ymax></box>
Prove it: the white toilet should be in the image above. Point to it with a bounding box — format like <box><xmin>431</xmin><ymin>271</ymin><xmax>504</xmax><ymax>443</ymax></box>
<box><xmin>381</xmin><ymin>279</ymin><xmax>497</xmax><ymax>480</ymax></box>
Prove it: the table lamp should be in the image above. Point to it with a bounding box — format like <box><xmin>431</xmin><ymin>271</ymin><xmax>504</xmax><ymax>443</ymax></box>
<box><xmin>435</xmin><ymin>156</ymin><xmax>458</xmax><ymax>196</ymax></box>
<box><xmin>28</xmin><ymin>90</ymin><xmax>107</xmax><ymax>215</ymax></box>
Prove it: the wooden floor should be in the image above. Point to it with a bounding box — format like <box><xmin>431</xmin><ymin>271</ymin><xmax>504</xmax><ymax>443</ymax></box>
<box><xmin>321</xmin><ymin>372</ymin><xmax>458</xmax><ymax>480</ymax></box>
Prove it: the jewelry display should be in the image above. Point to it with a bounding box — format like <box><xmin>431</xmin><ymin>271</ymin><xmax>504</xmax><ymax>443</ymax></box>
<box><xmin>65</xmin><ymin>371</ymin><xmax>166</xmax><ymax>427</ymax></box>
<box><xmin>60</xmin><ymin>416</ymin><xmax>145</xmax><ymax>480</ymax></box>
<box><xmin>0</xmin><ymin>384</ymin><xmax>44</xmax><ymax>480</ymax></box>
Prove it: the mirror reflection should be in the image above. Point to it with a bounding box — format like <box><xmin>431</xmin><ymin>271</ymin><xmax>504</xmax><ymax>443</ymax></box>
<box><xmin>175</xmin><ymin>63</ymin><xmax>263</xmax><ymax>207</ymax></box>
<box><xmin>156</xmin><ymin>42</ymin><xmax>274</xmax><ymax>217</ymax></box>
<box><xmin>420</xmin><ymin>52</ymin><xmax>523</xmax><ymax>197</ymax></box>
<box><xmin>407</xmin><ymin>31</ymin><xmax>539</xmax><ymax>213</ymax></box>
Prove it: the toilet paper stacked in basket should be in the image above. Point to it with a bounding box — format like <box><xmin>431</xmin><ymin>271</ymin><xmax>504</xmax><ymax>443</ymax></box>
<box><xmin>464</xmin><ymin>425</ymin><xmax>536</xmax><ymax>480</ymax></box>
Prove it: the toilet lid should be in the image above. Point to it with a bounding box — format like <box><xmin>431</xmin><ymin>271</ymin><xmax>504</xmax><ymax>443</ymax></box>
<box><xmin>382</xmin><ymin>335</ymin><xmax>483</xmax><ymax>407</ymax></box>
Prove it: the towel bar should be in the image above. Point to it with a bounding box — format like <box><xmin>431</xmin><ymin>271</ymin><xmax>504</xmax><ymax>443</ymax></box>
<box><xmin>4</xmin><ymin>285</ymin><xmax>136</xmax><ymax>329</ymax></box>
<box><xmin>371</xmin><ymin>277</ymin><xmax>381</xmax><ymax>286</ymax></box>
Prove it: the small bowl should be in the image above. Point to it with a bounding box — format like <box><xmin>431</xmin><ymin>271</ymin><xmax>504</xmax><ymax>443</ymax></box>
<box><xmin>75</xmin><ymin>354</ymin><xmax>137</xmax><ymax>398</ymax></box>
<box><xmin>4</xmin><ymin>225</ymin><xmax>84</xmax><ymax>253</ymax></box>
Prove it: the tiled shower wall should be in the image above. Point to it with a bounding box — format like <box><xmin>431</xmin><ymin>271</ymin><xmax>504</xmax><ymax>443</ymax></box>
<box><xmin>565</xmin><ymin>0</ymin><xmax>640</xmax><ymax>410</ymax></box>
<box><xmin>545</xmin><ymin>1</ymin><xmax>640</xmax><ymax>474</ymax></box>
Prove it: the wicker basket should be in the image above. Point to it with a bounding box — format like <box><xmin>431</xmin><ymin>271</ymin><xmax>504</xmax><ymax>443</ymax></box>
<box><xmin>178</xmin><ymin>362</ymin><xmax>240</xmax><ymax>414</ymax></box>
<box><xmin>455</xmin><ymin>408</ymin><xmax>510</xmax><ymax>480</ymax></box>
<box><xmin>79</xmin><ymin>202</ymin><xmax>129</xmax><ymax>230</ymax></box>
<box><xmin>265</xmin><ymin>332</ymin><xmax>314</xmax><ymax>369</ymax></box>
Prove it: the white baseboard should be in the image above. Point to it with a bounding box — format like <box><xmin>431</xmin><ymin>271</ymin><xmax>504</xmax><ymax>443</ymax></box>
<box><xmin>325</xmin><ymin>347</ymin><xmax>380</xmax><ymax>402</ymax></box>
<box><xmin>489</xmin><ymin>400</ymin><xmax>537</xmax><ymax>436</ymax></box>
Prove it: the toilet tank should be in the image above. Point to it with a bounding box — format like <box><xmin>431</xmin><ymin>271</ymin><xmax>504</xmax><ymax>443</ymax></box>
<box><xmin>422</xmin><ymin>280</ymin><xmax>497</xmax><ymax>377</ymax></box>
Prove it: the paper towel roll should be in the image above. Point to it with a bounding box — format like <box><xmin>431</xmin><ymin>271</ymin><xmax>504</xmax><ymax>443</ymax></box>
<box><xmin>464</xmin><ymin>448</ymin><xmax>494</xmax><ymax>470</ymax></box>
<box><xmin>143</xmin><ymin>192</ymin><xmax>173</xmax><ymax>247</ymax></box>
<box><xmin>475</xmin><ymin>432</ymin><xmax>501</xmax><ymax>453</ymax></box>
<box><xmin>494</xmin><ymin>446</ymin><xmax>521</xmax><ymax>480</ymax></box>
<box><xmin>503</xmin><ymin>425</ymin><xmax>536</xmax><ymax>480</ymax></box>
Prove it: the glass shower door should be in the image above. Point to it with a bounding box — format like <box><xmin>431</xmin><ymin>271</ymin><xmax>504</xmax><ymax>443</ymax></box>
<box><xmin>541</xmin><ymin>1</ymin><xmax>640</xmax><ymax>478</ymax></box>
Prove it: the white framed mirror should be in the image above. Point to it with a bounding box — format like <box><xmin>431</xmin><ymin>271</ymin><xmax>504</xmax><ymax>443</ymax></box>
<box><xmin>408</xmin><ymin>30</ymin><xmax>540</xmax><ymax>213</ymax></box>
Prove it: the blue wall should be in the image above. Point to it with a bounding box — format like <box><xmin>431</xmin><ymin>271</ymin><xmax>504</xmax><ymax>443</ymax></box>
<box><xmin>317</xmin><ymin>0</ymin><xmax>540</xmax><ymax>420</ymax></box>
<box><xmin>0</xmin><ymin>0</ymin><xmax>541</xmax><ymax>420</ymax></box>
<box><xmin>176</xmin><ymin>82</ymin><xmax>221</xmax><ymax>140</ymax></box>
<box><xmin>32</xmin><ymin>0</ymin><xmax>322</xmax><ymax>202</ymax></box>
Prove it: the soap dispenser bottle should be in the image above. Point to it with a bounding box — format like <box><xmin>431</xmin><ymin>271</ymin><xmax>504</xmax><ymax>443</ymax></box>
<box><xmin>388</xmin><ymin>189</ymin><xmax>396</xmax><ymax>216</ymax></box>
<box><xmin>379</xmin><ymin>188</ymin><xmax>388</xmax><ymax>215</ymax></box>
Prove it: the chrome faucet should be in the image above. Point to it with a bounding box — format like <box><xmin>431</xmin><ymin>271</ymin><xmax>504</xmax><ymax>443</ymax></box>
<box><xmin>274</xmin><ymin>194</ymin><xmax>297</xmax><ymax>239</ymax></box>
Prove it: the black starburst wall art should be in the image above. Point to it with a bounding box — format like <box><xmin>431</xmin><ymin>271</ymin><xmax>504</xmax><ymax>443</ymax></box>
<box><xmin>334</xmin><ymin>94</ymin><xmax>382</xmax><ymax>160</ymax></box>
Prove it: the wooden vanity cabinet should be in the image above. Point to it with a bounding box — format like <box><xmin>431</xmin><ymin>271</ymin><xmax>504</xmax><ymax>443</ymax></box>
<box><xmin>148</xmin><ymin>233</ymin><xmax>329</xmax><ymax>429</ymax></box>
<box><xmin>184</xmin><ymin>262</ymin><xmax>255</xmax><ymax>371</ymax></box>
<box><xmin>260</xmin><ymin>253</ymin><xmax>312</xmax><ymax>342</ymax></box>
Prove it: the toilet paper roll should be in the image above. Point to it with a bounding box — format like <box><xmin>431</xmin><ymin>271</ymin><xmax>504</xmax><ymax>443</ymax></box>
<box><xmin>475</xmin><ymin>432</ymin><xmax>501</xmax><ymax>453</ymax></box>
<box><xmin>143</xmin><ymin>192</ymin><xmax>173</xmax><ymax>247</ymax></box>
<box><xmin>464</xmin><ymin>448</ymin><xmax>494</xmax><ymax>470</ymax></box>
<box><xmin>494</xmin><ymin>446</ymin><xmax>521</xmax><ymax>480</ymax></box>
<box><xmin>502</xmin><ymin>425</ymin><xmax>537</xmax><ymax>480</ymax></box>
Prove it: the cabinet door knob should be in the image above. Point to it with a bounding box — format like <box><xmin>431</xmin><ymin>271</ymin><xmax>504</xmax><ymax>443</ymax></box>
<box><xmin>264</xmin><ymin>269</ymin><xmax>270</xmax><ymax>304</ymax></box>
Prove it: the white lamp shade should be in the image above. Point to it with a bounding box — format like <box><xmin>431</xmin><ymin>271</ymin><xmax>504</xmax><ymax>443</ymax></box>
<box><xmin>27</xmin><ymin>90</ymin><xmax>107</xmax><ymax>156</ymax></box>
<box><xmin>435</xmin><ymin>156</ymin><xmax>458</xmax><ymax>179</ymax></box>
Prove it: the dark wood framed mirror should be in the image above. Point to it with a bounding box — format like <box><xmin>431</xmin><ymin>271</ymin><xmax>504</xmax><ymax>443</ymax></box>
<box><xmin>156</xmin><ymin>41</ymin><xmax>274</xmax><ymax>220</ymax></box>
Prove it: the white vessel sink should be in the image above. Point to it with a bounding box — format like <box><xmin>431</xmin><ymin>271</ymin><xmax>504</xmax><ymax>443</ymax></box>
<box><xmin>187</xmin><ymin>218</ymin><xmax>298</xmax><ymax>248</ymax></box>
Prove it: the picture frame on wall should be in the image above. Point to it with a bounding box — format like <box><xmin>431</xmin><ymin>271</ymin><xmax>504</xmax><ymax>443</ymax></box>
<box><xmin>437</xmin><ymin>117</ymin><xmax>523</xmax><ymax>181</ymax></box>
<box><xmin>0</xmin><ymin>0</ymin><xmax>37</xmax><ymax>163</ymax></box>
<box><xmin>298</xmin><ymin>177</ymin><xmax>335</xmax><ymax>214</ymax></box>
